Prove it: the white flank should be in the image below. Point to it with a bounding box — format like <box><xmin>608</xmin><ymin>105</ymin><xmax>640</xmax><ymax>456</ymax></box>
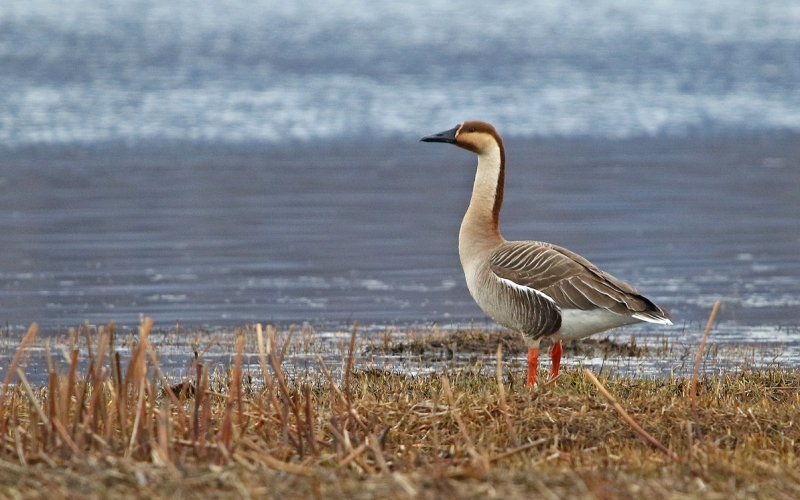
<box><xmin>559</xmin><ymin>308</ymin><xmax>639</xmax><ymax>340</ymax></box>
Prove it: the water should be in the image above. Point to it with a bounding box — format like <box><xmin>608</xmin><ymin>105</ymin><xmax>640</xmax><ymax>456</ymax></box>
<box><xmin>3</xmin><ymin>0</ymin><xmax>800</xmax><ymax>144</ymax></box>
<box><xmin>0</xmin><ymin>1</ymin><xmax>799</xmax><ymax>341</ymax></box>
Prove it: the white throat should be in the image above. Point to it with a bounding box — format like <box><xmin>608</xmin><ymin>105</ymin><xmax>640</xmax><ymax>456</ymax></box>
<box><xmin>459</xmin><ymin>143</ymin><xmax>504</xmax><ymax>262</ymax></box>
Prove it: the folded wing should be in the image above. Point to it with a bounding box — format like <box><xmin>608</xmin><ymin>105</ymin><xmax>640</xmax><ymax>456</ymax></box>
<box><xmin>490</xmin><ymin>241</ymin><xmax>671</xmax><ymax>339</ymax></box>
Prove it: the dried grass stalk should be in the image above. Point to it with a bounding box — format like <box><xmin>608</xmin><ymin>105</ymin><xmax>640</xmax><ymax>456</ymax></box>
<box><xmin>691</xmin><ymin>300</ymin><xmax>722</xmax><ymax>414</ymax></box>
<box><xmin>584</xmin><ymin>368</ymin><xmax>677</xmax><ymax>460</ymax></box>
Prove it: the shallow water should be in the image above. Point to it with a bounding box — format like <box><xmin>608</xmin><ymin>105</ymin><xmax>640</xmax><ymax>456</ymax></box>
<box><xmin>0</xmin><ymin>136</ymin><xmax>798</xmax><ymax>339</ymax></box>
<box><xmin>5</xmin><ymin>325</ymin><xmax>799</xmax><ymax>386</ymax></box>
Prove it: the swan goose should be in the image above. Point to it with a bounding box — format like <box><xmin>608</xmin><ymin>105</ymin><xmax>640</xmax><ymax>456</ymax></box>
<box><xmin>421</xmin><ymin>121</ymin><xmax>672</xmax><ymax>387</ymax></box>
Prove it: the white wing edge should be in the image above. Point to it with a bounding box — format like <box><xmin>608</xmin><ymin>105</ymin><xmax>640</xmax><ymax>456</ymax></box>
<box><xmin>632</xmin><ymin>313</ymin><xmax>673</xmax><ymax>325</ymax></box>
<box><xmin>493</xmin><ymin>274</ymin><xmax>557</xmax><ymax>305</ymax></box>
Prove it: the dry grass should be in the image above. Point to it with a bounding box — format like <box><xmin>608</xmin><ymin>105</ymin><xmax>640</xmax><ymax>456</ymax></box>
<box><xmin>0</xmin><ymin>319</ymin><xmax>798</xmax><ymax>500</ymax></box>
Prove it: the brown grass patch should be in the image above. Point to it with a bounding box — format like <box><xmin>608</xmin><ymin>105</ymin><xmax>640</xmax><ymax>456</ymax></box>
<box><xmin>0</xmin><ymin>319</ymin><xmax>797</xmax><ymax>499</ymax></box>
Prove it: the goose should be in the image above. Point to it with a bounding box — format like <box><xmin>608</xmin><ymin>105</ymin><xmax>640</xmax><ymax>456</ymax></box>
<box><xmin>421</xmin><ymin>121</ymin><xmax>672</xmax><ymax>387</ymax></box>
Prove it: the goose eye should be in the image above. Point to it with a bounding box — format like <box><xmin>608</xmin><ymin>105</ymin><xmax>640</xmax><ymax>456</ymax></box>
<box><xmin>468</xmin><ymin>127</ymin><xmax>476</xmax><ymax>132</ymax></box>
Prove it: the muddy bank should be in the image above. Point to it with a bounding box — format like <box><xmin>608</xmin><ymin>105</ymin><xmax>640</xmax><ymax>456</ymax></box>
<box><xmin>363</xmin><ymin>328</ymin><xmax>648</xmax><ymax>359</ymax></box>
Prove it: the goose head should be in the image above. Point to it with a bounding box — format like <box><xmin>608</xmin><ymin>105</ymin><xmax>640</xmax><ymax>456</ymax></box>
<box><xmin>420</xmin><ymin>120</ymin><xmax>502</xmax><ymax>155</ymax></box>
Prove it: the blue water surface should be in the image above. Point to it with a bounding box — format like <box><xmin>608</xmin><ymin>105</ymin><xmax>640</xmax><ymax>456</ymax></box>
<box><xmin>0</xmin><ymin>1</ymin><xmax>799</xmax><ymax>338</ymax></box>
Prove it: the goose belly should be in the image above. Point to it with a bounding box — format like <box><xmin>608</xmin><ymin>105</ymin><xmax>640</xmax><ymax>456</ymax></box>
<box><xmin>554</xmin><ymin>308</ymin><xmax>641</xmax><ymax>341</ymax></box>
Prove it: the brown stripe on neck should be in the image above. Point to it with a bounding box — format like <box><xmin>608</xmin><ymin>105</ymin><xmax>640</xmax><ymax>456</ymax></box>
<box><xmin>492</xmin><ymin>135</ymin><xmax>505</xmax><ymax>230</ymax></box>
<box><xmin>455</xmin><ymin>120</ymin><xmax>506</xmax><ymax>233</ymax></box>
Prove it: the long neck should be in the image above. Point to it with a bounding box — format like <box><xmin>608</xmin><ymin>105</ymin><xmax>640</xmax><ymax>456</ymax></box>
<box><xmin>459</xmin><ymin>141</ymin><xmax>505</xmax><ymax>257</ymax></box>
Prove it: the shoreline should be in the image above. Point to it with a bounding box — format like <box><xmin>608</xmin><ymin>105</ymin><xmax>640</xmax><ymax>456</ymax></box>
<box><xmin>2</xmin><ymin>320</ymin><xmax>798</xmax><ymax>387</ymax></box>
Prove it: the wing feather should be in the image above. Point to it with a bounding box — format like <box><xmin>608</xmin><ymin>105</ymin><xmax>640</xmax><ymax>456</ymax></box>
<box><xmin>493</xmin><ymin>275</ymin><xmax>562</xmax><ymax>338</ymax></box>
<box><xmin>490</xmin><ymin>241</ymin><xmax>671</xmax><ymax>323</ymax></box>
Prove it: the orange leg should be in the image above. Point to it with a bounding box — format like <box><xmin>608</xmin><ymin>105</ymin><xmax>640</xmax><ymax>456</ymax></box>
<box><xmin>526</xmin><ymin>347</ymin><xmax>539</xmax><ymax>388</ymax></box>
<box><xmin>549</xmin><ymin>340</ymin><xmax>563</xmax><ymax>381</ymax></box>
